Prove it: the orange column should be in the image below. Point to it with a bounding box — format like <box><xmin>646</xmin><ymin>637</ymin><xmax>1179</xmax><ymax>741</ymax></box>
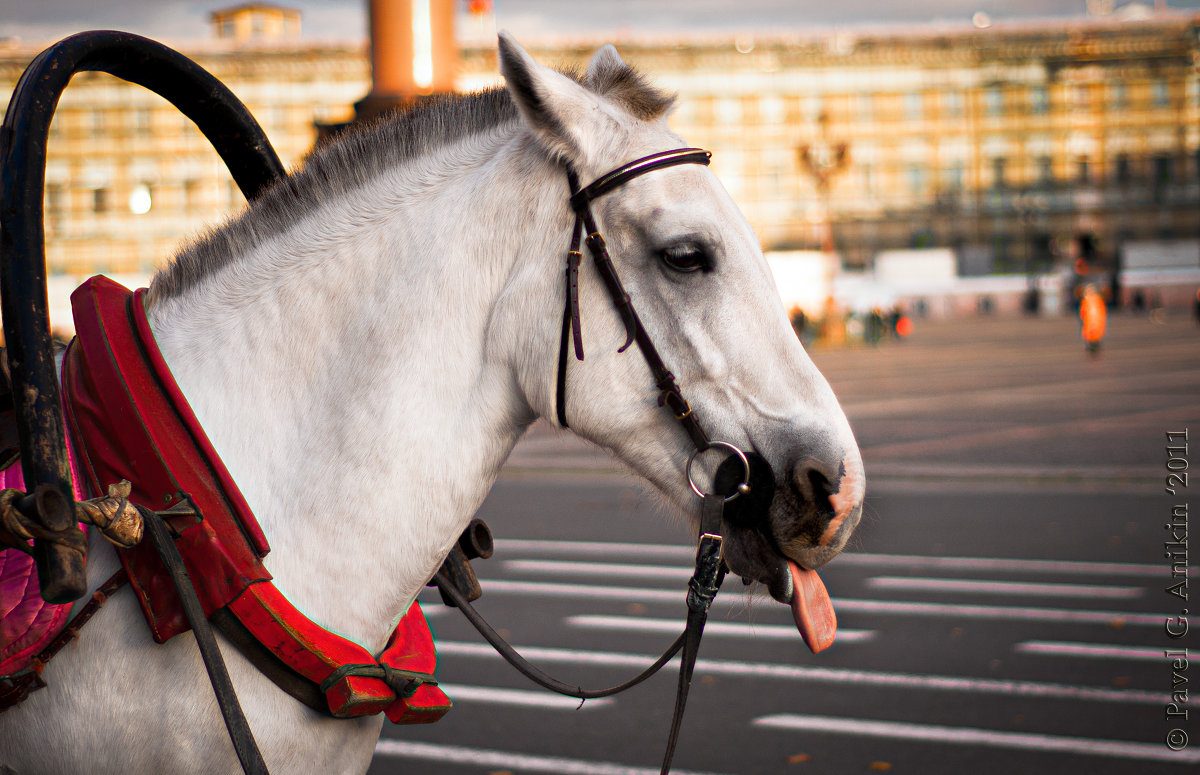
<box><xmin>365</xmin><ymin>0</ymin><xmax>457</xmax><ymax>102</ymax></box>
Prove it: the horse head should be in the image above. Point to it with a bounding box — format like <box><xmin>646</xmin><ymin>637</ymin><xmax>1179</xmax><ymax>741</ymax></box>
<box><xmin>496</xmin><ymin>35</ymin><xmax>865</xmax><ymax>608</ymax></box>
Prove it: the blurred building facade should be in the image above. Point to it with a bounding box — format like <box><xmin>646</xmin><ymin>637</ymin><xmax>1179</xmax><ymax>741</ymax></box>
<box><xmin>524</xmin><ymin>15</ymin><xmax>1199</xmax><ymax>276</ymax></box>
<box><xmin>0</xmin><ymin>5</ymin><xmax>369</xmax><ymax>274</ymax></box>
<box><xmin>1</xmin><ymin>8</ymin><xmax>1197</xmax><ymax>280</ymax></box>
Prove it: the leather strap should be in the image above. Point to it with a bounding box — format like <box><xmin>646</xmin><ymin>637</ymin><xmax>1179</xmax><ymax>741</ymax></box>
<box><xmin>139</xmin><ymin>503</ymin><xmax>268</xmax><ymax>775</ymax></box>
<box><xmin>435</xmin><ymin>571</ymin><xmax>684</xmax><ymax>699</ymax></box>
<box><xmin>554</xmin><ymin>147</ymin><xmax>712</xmax><ymax>449</ymax></box>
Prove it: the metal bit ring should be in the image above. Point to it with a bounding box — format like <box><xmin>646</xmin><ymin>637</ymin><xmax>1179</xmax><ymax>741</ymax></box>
<box><xmin>686</xmin><ymin>441</ymin><xmax>751</xmax><ymax>502</ymax></box>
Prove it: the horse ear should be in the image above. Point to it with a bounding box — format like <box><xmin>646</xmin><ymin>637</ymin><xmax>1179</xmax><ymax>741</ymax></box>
<box><xmin>585</xmin><ymin>44</ymin><xmax>627</xmax><ymax>86</ymax></box>
<box><xmin>498</xmin><ymin>31</ymin><xmax>604</xmax><ymax>165</ymax></box>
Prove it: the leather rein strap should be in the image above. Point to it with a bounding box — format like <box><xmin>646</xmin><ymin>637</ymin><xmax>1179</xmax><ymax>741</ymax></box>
<box><xmin>479</xmin><ymin>147</ymin><xmax>738</xmax><ymax>774</ymax></box>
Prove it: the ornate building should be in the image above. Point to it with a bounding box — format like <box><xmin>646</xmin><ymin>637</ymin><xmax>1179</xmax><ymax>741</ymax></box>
<box><xmin>501</xmin><ymin>14</ymin><xmax>1200</xmax><ymax>274</ymax></box>
<box><xmin>2</xmin><ymin>8</ymin><xmax>1197</xmax><ymax>279</ymax></box>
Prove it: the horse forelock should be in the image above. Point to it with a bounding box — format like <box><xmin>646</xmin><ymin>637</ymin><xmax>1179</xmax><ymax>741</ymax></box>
<box><xmin>581</xmin><ymin>61</ymin><xmax>675</xmax><ymax>121</ymax></box>
<box><xmin>147</xmin><ymin>56</ymin><xmax>673</xmax><ymax>307</ymax></box>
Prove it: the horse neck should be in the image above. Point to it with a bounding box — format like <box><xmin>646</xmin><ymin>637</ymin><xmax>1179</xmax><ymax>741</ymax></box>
<box><xmin>145</xmin><ymin>132</ymin><xmax>563</xmax><ymax>650</ymax></box>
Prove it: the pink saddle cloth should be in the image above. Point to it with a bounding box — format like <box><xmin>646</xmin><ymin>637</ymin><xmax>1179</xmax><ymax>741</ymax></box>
<box><xmin>0</xmin><ymin>459</ymin><xmax>88</xmax><ymax>677</ymax></box>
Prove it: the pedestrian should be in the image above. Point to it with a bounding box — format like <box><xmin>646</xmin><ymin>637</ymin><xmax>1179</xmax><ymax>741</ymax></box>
<box><xmin>1079</xmin><ymin>285</ymin><xmax>1106</xmax><ymax>356</ymax></box>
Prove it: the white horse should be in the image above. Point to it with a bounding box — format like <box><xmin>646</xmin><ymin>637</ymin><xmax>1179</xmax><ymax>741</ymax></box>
<box><xmin>1</xmin><ymin>34</ymin><xmax>863</xmax><ymax>773</ymax></box>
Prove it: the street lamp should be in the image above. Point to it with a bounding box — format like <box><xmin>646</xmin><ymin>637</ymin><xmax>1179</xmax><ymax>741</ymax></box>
<box><xmin>798</xmin><ymin>110</ymin><xmax>850</xmax><ymax>343</ymax></box>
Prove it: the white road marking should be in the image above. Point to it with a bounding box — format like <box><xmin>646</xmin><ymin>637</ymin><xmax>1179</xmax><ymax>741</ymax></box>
<box><xmin>451</xmin><ymin>579</ymin><xmax>1166</xmax><ymax>626</ymax></box>
<box><xmin>493</xmin><ymin>539</ymin><xmax>1193</xmax><ymax>577</ymax></box>
<box><xmin>1015</xmin><ymin>640</ymin><xmax>1171</xmax><ymax>661</ymax></box>
<box><xmin>565</xmin><ymin>614</ymin><xmax>876</xmax><ymax>643</ymax></box>
<box><xmin>506</xmin><ymin>558</ymin><xmax>691</xmax><ymax>580</ymax></box>
<box><xmin>436</xmin><ymin>683</ymin><xmax>613</xmax><ymax>709</ymax></box>
<box><xmin>752</xmin><ymin>713</ymin><xmax>1200</xmax><ymax>764</ymax></box>
<box><xmin>501</xmin><ymin>560</ymin><xmax>1148</xmax><ymax>599</ymax></box>
<box><xmin>434</xmin><ymin>641</ymin><xmax>1167</xmax><ymax>705</ymax></box>
<box><xmin>373</xmin><ymin>740</ymin><xmax>733</xmax><ymax>775</ymax></box>
<box><xmin>867</xmin><ymin>576</ymin><xmax>1145</xmax><ymax>599</ymax></box>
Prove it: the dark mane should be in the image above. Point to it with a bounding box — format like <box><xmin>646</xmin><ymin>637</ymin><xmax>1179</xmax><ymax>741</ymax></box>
<box><xmin>149</xmin><ymin>60</ymin><xmax>674</xmax><ymax>303</ymax></box>
<box><xmin>149</xmin><ymin>87</ymin><xmax>518</xmax><ymax>302</ymax></box>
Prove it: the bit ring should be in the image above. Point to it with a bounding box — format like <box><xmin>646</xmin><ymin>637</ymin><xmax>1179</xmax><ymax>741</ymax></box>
<box><xmin>686</xmin><ymin>441</ymin><xmax>751</xmax><ymax>502</ymax></box>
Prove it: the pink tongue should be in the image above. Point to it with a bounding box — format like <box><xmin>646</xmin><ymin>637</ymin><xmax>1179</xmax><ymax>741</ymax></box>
<box><xmin>787</xmin><ymin>560</ymin><xmax>837</xmax><ymax>654</ymax></box>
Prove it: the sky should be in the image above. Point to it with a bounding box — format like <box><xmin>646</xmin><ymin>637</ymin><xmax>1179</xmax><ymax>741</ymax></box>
<box><xmin>3</xmin><ymin>1</ymin><xmax>1200</xmax><ymax>45</ymax></box>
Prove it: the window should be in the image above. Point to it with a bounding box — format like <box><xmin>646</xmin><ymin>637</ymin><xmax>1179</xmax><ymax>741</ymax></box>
<box><xmin>1109</xmin><ymin>81</ymin><xmax>1128</xmax><ymax>110</ymax></box>
<box><xmin>1075</xmin><ymin>155</ymin><xmax>1091</xmax><ymax>184</ymax></box>
<box><xmin>759</xmin><ymin>96</ymin><xmax>785</xmax><ymax>126</ymax></box>
<box><xmin>183</xmin><ymin>179</ymin><xmax>201</xmax><ymax>212</ymax></box>
<box><xmin>45</xmin><ymin>184</ymin><xmax>63</xmax><ymax>216</ymax></box>
<box><xmin>92</xmin><ymin>187</ymin><xmax>109</xmax><ymax>214</ymax></box>
<box><xmin>1115</xmin><ymin>154</ymin><xmax>1131</xmax><ymax>185</ymax></box>
<box><xmin>1071</xmin><ymin>84</ymin><xmax>1090</xmax><ymax>109</ymax></box>
<box><xmin>944</xmin><ymin>91</ymin><xmax>964</xmax><ymax>117</ymax></box>
<box><xmin>715</xmin><ymin>98</ymin><xmax>742</xmax><ymax>125</ymax></box>
<box><xmin>984</xmin><ymin>87</ymin><xmax>1004</xmax><ymax>116</ymax></box>
<box><xmin>1029</xmin><ymin>87</ymin><xmax>1048</xmax><ymax>114</ymax></box>
<box><xmin>904</xmin><ymin>92</ymin><xmax>923</xmax><ymax>120</ymax></box>
<box><xmin>855</xmin><ymin>93</ymin><xmax>874</xmax><ymax>122</ymax></box>
<box><xmin>860</xmin><ymin>163</ymin><xmax>874</xmax><ymax>196</ymax></box>
<box><xmin>1154</xmin><ymin>155</ymin><xmax>1173</xmax><ymax>186</ymax></box>
<box><xmin>941</xmin><ymin>163</ymin><xmax>964</xmax><ymax>191</ymax></box>
<box><xmin>991</xmin><ymin>157</ymin><xmax>1007</xmax><ymax>189</ymax></box>
<box><xmin>1152</xmin><ymin>79</ymin><xmax>1170</xmax><ymax>108</ymax></box>
<box><xmin>134</xmin><ymin>108</ymin><xmax>152</xmax><ymax>135</ymax></box>
<box><xmin>1037</xmin><ymin>156</ymin><xmax>1053</xmax><ymax>186</ymax></box>
<box><xmin>801</xmin><ymin>94</ymin><xmax>823</xmax><ymax>123</ymax></box>
<box><xmin>906</xmin><ymin>165</ymin><xmax>926</xmax><ymax>195</ymax></box>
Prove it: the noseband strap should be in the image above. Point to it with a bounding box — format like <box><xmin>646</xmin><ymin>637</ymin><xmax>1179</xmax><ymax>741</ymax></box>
<box><xmin>555</xmin><ymin>148</ymin><xmax>713</xmax><ymax>452</ymax></box>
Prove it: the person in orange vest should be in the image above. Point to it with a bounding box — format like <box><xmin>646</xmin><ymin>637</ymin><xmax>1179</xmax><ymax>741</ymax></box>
<box><xmin>1079</xmin><ymin>285</ymin><xmax>1107</xmax><ymax>355</ymax></box>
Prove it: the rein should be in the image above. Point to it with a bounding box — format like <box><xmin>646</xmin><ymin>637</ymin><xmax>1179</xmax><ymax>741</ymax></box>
<box><xmin>450</xmin><ymin>147</ymin><xmax>757</xmax><ymax>775</ymax></box>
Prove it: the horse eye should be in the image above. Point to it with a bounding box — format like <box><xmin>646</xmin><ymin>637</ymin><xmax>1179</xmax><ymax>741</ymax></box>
<box><xmin>660</xmin><ymin>244</ymin><xmax>710</xmax><ymax>274</ymax></box>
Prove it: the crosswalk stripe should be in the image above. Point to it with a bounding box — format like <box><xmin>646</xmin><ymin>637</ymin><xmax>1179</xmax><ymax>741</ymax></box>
<box><xmin>433</xmin><ymin>641</ymin><xmax>1167</xmax><ymax>705</ymax></box>
<box><xmin>867</xmin><ymin>576</ymin><xmax>1145</xmax><ymax>599</ymax></box>
<box><xmin>437</xmin><ymin>683</ymin><xmax>614</xmax><ymax>709</ymax></box>
<box><xmin>492</xmin><ymin>539</ymin><xmax>1192</xmax><ymax>577</ymax></box>
<box><xmin>373</xmin><ymin>740</ymin><xmax>733</xmax><ymax>775</ymax></box>
<box><xmin>565</xmin><ymin>614</ymin><xmax>876</xmax><ymax>642</ymax></box>
<box><xmin>753</xmin><ymin>713</ymin><xmax>1200</xmax><ymax>764</ymax></box>
<box><xmin>1015</xmin><ymin>640</ymin><xmax>1173</xmax><ymax>661</ymax></box>
<box><xmin>447</xmin><ymin>579</ymin><xmax>1167</xmax><ymax>626</ymax></box>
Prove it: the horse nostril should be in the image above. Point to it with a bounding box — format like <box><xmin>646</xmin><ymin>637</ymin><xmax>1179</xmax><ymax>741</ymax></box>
<box><xmin>789</xmin><ymin>459</ymin><xmax>839</xmax><ymax>518</ymax></box>
<box><xmin>807</xmin><ymin>469</ymin><xmax>835</xmax><ymax>515</ymax></box>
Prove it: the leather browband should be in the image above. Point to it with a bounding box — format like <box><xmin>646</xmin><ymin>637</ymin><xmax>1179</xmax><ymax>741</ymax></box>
<box><xmin>569</xmin><ymin>148</ymin><xmax>712</xmax><ymax>212</ymax></box>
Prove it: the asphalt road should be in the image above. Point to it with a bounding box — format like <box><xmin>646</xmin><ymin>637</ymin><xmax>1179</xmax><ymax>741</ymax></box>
<box><xmin>369</xmin><ymin>310</ymin><xmax>1199</xmax><ymax>775</ymax></box>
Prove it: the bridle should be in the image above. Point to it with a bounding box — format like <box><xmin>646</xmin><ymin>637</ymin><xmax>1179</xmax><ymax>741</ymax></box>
<box><xmin>438</xmin><ymin>147</ymin><xmax>761</xmax><ymax>774</ymax></box>
<box><xmin>555</xmin><ymin>146</ymin><xmax>713</xmax><ymax>450</ymax></box>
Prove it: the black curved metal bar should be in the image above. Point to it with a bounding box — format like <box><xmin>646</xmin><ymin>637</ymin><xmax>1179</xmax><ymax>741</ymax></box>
<box><xmin>0</xmin><ymin>30</ymin><xmax>285</xmax><ymax>602</ymax></box>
